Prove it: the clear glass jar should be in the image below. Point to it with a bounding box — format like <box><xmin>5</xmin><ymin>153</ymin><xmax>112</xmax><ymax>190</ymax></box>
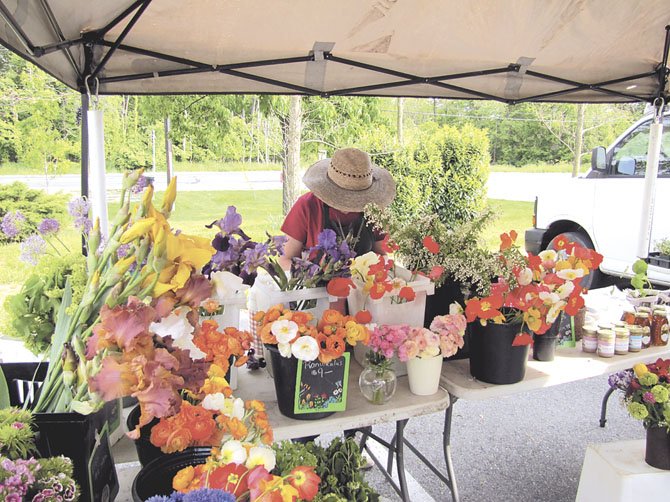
<box><xmin>359</xmin><ymin>365</ymin><xmax>397</xmax><ymax>405</ymax></box>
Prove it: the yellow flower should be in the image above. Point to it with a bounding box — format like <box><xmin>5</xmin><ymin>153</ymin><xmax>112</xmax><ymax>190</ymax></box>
<box><xmin>162</xmin><ymin>176</ymin><xmax>178</xmax><ymax>214</ymax></box>
<box><xmin>633</xmin><ymin>363</ymin><xmax>649</xmax><ymax>378</ymax></box>
<box><xmin>344</xmin><ymin>320</ymin><xmax>369</xmax><ymax>345</ymax></box>
<box><xmin>120</xmin><ymin>217</ymin><xmax>156</xmax><ymax>244</ymax></box>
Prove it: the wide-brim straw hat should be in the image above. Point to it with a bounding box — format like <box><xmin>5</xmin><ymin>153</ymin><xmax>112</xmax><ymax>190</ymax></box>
<box><xmin>302</xmin><ymin>148</ymin><xmax>396</xmax><ymax>213</ymax></box>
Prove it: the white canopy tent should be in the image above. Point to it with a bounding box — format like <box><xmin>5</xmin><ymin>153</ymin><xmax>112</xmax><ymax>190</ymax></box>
<box><xmin>1</xmin><ymin>0</ymin><xmax>670</xmax><ymax>255</ymax></box>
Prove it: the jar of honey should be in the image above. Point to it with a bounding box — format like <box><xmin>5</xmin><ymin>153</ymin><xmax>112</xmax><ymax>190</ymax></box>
<box><xmin>628</xmin><ymin>326</ymin><xmax>644</xmax><ymax>352</ymax></box>
<box><xmin>634</xmin><ymin>312</ymin><xmax>652</xmax><ymax>348</ymax></box>
<box><xmin>651</xmin><ymin>307</ymin><xmax>669</xmax><ymax>346</ymax></box>
<box><xmin>614</xmin><ymin>327</ymin><xmax>629</xmax><ymax>355</ymax></box>
<box><xmin>597</xmin><ymin>328</ymin><xmax>615</xmax><ymax>358</ymax></box>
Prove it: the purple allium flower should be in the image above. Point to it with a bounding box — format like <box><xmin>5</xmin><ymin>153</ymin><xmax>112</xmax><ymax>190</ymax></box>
<box><xmin>131</xmin><ymin>175</ymin><xmax>151</xmax><ymax>194</ymax></box>
<box><xmin>10</xmin><ymin>422</ymin><xmax>24</xmax><ymax>430</ymax></box>
<box><xmin>216</xmin><ymin>206</ymin><xmax>242</xmax><ymax>235</ymax></box>
<box><xmin>182</xmin><ymin>488</ymin><xmax>236</xmax><ymax>502</ymax></box>
<box><xmin>643</xmin><ymin>391</ymin><xmax>656</xmax><ymax>404</ymax></box>
<box><xmin>116</xmin><ymin>243</ymin><xmax>131</xmax><ymax>259</ymax></box>
<box><xmin>1</xmin><ymin>211</ymin><xmax>26</xmax><ymax>239</ymax></box>
<box><xmin>37</xmin><ymin>218</ymin><xmax>60</xmax><ymax>235</ymax></box>
<box><xmin>19</xmin><ymin>234</ymin><xmax>47</xmax><ymax>265</ymax></box>
<box><xmin>68</xmin><ymin>197</ymin><xmax>92</xmax><ymax>234</ymax></box>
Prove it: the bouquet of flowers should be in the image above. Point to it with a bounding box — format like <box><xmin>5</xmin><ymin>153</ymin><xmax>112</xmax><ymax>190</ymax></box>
<box><xmin>609</xmin><ymin>359</ymin><xmax>670</xmax><ymax>428</ymax></box>
<box><xmin>0</xmin><ymin>407</ymin><xmax>79</xmax><ymax>501</ymax></box>
<box><xmin>464</xmin><ymin>231</ymin><xmax>602</xmax><ymax>344</ymax></box>
<box><xmin>254</xmin><ymin>307</ymin><xmax>369</xmax><ymax>363</ymax></box>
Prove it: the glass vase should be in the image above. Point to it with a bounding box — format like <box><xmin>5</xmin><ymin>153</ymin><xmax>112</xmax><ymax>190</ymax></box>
<box><xmin>359</xmin><ymin>365</ymin><xmax>397</xmax><ymax>405</ymax></box>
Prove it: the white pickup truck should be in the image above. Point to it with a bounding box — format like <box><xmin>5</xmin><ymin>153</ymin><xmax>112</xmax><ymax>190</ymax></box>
<box><xmin>525</xmin><ymin>112</ymin><xmax>670</xmax><ymax>288</ymax></box>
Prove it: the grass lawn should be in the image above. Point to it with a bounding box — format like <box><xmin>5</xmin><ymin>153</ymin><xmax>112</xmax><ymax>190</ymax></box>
<box><xmin>490</xmin><ymin>162</ymin><xmax>588</xmax><ymax>174</ymax></box>
<box><xmin>0</xmin><ymin>191</ymin><xmax>532</xmax><ymax>331</ymax></box>
<box><xmin>0</xmin><ymin>160</ymin><xmax>283</xmax><ymax>176</ymax></box>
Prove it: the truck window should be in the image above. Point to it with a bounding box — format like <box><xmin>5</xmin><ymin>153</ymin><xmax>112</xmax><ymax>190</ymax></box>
<box><xmin>611</xmin><ymin>117</ymin><xmax>670</xmax><ymax>176</ymax></box>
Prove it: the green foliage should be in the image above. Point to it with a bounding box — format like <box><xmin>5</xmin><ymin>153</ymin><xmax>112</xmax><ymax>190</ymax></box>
<box><xmin>0</xmin><ymin>182</ymin><xmax>68</xmax><ymax>243</ymax></box>
<box><xmin>272</xmin><ymin>440</ymin><xmax>319</xmax><ymax>476</ymax></box>
<box><xmin>0</xmin><ymin>407</ymin><xmax>37</xmax><ymax>459</ymax></box>
<box><xmin>656</xmin><ymin>238</ymin><xmax>670</xmax><ymax>256</ymax></box>
<box><xmin>37</xmin><ymin>455</ymin><xmax>75</xmax><ymax>479</ymax></box>
<box><xmin>3</xmin><ymin>252</ymin><xmax>86</xmax><ymax>355</ymax></box>
<box><xmin>373</xmin><ymin>123</ymin><xmax>489</xmax><ymax>228</ymax></box>
<box><xmin>311</xmin><ymin>437</ymin><xmax>380</xmax><ymax>502</ymax></box>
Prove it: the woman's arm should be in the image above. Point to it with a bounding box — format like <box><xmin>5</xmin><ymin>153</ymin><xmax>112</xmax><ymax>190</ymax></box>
<box><xmin>278</xmin><ymin>236</ymin><xmax>304</xmax><ymax>270</ymax></box>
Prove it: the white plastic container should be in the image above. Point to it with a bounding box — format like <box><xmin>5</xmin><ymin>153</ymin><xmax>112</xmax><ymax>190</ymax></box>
<box><xmin>207</xmin><ymin>295</ymin><xmax>247</xmax><ymax>331</ymax></box>
<box><xmin>406</xmin><ymin>355</ymin><xmax>443</xmax><ymax>395</ymax></box>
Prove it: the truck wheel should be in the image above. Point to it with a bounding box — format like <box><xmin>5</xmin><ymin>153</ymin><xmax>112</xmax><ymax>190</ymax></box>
<box><xmin>547</xmin><ymin>231</ymin><xmax>605</xmax><ymax>290</ymax></box>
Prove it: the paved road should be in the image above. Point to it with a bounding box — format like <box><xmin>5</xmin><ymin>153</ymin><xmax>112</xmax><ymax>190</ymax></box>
<box><xmin>0</xmin><ymin>171</ymin><xmax>577</xmax><ymax>201</ymax></box>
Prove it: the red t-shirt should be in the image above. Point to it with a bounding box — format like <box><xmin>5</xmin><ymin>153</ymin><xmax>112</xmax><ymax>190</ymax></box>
<box><xmin>281</xmin><ymin>192</ymin><xmax>382</xmax><ymax>248</ymax></box>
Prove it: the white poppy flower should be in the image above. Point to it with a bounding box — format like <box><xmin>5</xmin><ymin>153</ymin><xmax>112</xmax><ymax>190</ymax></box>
<box><xmin>517</xmin><ymin>267</ymin><xmax>533</xmax><ymax>286</ymax></box>
<box><xmin>210</xmin><ymin>270</ymin><xmax>248</xmax><ymax>301</ymax></box>
<box><xmin>351</xmin><ymin>251</ymin><xmax>380</xmax><ymax>279</ymax></box>
<box><xmin>221</xmin><ymin>397</ymin><xmax>245</xmax><ymax>420</ymax></box>
<box><xmin>291</xmin><ymin>335</ymin><xmax>319</xmax><ymax>361</ymax></box>
<box><xmin>449</xmin><ymin>302</ymin><xmax>464</xmax><ymax>315</ymax></box>
<box><xmin>538</xmin><ymin>291</ymin><xmax>560</xmax><ymax>305</ymax></box>
<box><xmin>547</xmin><ymin>301</ymin><xmax>567</xmax><ymax>323</ymax></box>
<box><xmin>271</xmin><ymin>319</ymin><xmax>299</xmax><ymax>344</ymax></box>
<box><xmin>278</xmin><ymin>342</ymin><xmax>292</xmax><ymax>358</ymax></box>
<box><xmin>539</xmin><ymin>249</ymin><xmax>557</xmax><ymax>263</ymax></box>
<box><xmin>556</xmin><ymin>268</ymin><xmax>585</xmax><ymax>280</ymax></box>
<box><xmin>556</xmin><ymin>281</ymin><xmax>575</xmax><ymax>299</ymax></box>
<box><xmin>201</xmin><ymin>392</ymin><xmax>227</xmax><ymax>411</ymax></box>
<box><xmin>220</xmin><ymin>439</ymin><xmax>247</xmax><ymax>465</ymax></box>
<box><xmin>150</xmin><ymin>308</ymin><xmax>205</xmax><ymax>359</ymax></box>
<box><xmin>245</xmin><ymin>446</ymin><xmax>276</xmax><ymax>471</ymax></box>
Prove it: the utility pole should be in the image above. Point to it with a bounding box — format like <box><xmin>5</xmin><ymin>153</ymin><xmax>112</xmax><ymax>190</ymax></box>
<box><xmin>165</xmin><ymin>117</ymin><xmax>173</xmax><ymax>182</ymax></box>
<box><xmin>397</xmin><ymin>97</ymin><xmax>405</xmax><ymax>146</ymax></box>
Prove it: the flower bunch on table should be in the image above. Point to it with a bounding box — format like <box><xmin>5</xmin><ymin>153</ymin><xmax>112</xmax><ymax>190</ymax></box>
<box><xmin>160</xmin><ymin>442</ymin><xmax>320</xmax><ymax>502</ymax></box>
<box><xmin>254</xmin><ymin>307</ymin><xmax>369</xmax><ymax>363</ymax></box>
<box><xmin>464</xmin><ymin>231</ymin><xmax>602</xmax><ymax>345</ymax></box>
<box><xmin>0</xmin><ymin>407</ymin><xmax>79</xmax><ymax>501</ymax></box>
<box><xmin>31</xmin><ymin>173</ymin><xmax>219</xmax><ymax>418</ymax></box>
<box><xmin>609</xmin><ymin>359</ymin><xmax>670</xmax><ymax>428</ymax></box>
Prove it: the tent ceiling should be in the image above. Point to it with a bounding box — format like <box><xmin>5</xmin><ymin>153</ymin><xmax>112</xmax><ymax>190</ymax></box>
<box><xmin>1</xmin><ymin>0</ymin><xmax>669</xmax><ymax>103</ymax></box>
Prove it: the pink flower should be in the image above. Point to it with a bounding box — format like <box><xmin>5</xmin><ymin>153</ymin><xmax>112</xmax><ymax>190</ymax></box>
<box><xmin>398</xmin><ymin>340</ymin><xmax>419</xmax><ymax>361</ymax></box>
<box><xmin>643</xmin><ymin>392</ymin><xmax>656</xmax><ymax>404</ymax></box>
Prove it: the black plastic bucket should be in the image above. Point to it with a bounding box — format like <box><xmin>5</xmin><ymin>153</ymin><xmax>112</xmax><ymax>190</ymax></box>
<box><xmin>126</xmin><ymin>404</ymin><xmax>164</xmax><ymax>467</ymax></box>
<box><xmin>132</xmin><ymin>447</ymin><xmax>211</xmax><ymax>501</ymax></box>
<box><xmin>532</xmin><ymin>335</ymin><xmax>558</xmax><ymax>361</ymax></box>
<box><xmin>0</xmin><ymin>362</ymin><xmax>119</xmax><ymax>502</ymax></box>
<box><xmin>265</xmin><ymin>345</ymin><xmax>334</xmax><ymax>420</ymax></box>
<box><xmin>468</xmin><ymin>322</ymin><xmax>529</xmax><ymax>384</ymax></box>
<box><xmin>425</xmin><ymin>278</ymin><xmax>470</xmax><ymax>361</ymax></box>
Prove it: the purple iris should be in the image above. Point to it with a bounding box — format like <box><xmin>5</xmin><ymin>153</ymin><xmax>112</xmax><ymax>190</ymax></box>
<box><xmin>242</xmin><ymin>242</ymin><xmax>269</xmax><ymax>274</ymax></box>
<box><xmin>317</xmin><ymin>229</ymin><xmax>337</xmax><ymax>251</ymax></box>
<box><xmin>216</xmin><ymin>206</ymin><xmax>242</xmax><ymax>235</ymax></box>
<box><xmin>131</xmin><ymin>175</ymin><xmax>151</xmax><ymax>194</ymax></box>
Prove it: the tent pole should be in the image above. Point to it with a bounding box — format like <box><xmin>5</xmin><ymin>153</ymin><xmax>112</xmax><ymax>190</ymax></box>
<box><xmin>637</xmin><ymin>100</ymin><xmax>665</xmax><ymax>259</ymax></box>
<box><xmin>80</xmin><ymin>93</ymin><xmax>89</xmax><ymax>254</ymax></box>
<box><xmin>0</xmin><ymin>1</ymin><xmax>36</xmax><ymax>55</ymax></box>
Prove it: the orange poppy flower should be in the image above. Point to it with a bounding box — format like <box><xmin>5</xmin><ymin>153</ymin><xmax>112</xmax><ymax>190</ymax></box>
<box><xmin>398</xmin><ymin>286</ymin><xmax>416</xmax><ymax>302</ymax></box>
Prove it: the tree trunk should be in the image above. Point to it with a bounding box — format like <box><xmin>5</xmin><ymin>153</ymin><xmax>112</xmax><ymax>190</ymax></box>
<box><xmin>164</xmin><ymin>117</ymin><xmax>173</xmax><ymax>182</ymax></box>
<box><xmin>283</xmin><ymin>95</ymin><xmax>302</xmax><ymax>216</ymax></box>
<box><xmin>397</xmin><ymin>97</ymin><xmax>405</xmax><ymax>146</ymax></box>
<box><xmin>572</xmin><ymin>103</ymin><xmax>586</xmax><ymax>177</ymax></box>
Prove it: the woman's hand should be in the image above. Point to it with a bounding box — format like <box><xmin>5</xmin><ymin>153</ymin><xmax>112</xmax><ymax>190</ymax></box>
<box><xmin>278</xmin><ymin>235</ymin><xmax>304</xmax><ymax>270</ymax></box>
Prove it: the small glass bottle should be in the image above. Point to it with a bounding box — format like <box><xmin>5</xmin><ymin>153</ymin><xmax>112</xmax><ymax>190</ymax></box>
<box><xmin>651</xmin><ymin>307</ymin><xmax>669</xmax><ymax>346</ymax></box>
<box><xmin>634</xmin><ymin>312</ymin><xmax>652</xmax><ymax>348</ymax></box>
<box><xmin>628</xmin><ymin>326</ymin><xmax>644</xmax><ymax>352</ymax></box>
<box><xmin>614</xmin><ymin>326</ymin><xmax>629</xmax><ymax>355</ymax></box>
<box><xmin>621</xmin><ymin>308</ymin><xmax>636</xmax><ymax>325</ymax></box>
<box><xmin>582</xmin><ymin>325</ymin><xmax>598</xmax><ymax>353</ymax></box>
<box><xmin>597</xmin><ymin>328</ymin><xmax>615</xmax><ymax>358</ymax></box>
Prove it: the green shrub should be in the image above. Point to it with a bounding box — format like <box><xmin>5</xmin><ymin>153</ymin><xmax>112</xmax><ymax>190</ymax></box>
<box><xmin>373</xmin><ymin>123</ymin><xmax>490</xmax><ymax>227</ymax></box>
<box><xmin>0</xmin><ymin>183</ymin><xmax>68</xmax><ymax>243</ymax></box>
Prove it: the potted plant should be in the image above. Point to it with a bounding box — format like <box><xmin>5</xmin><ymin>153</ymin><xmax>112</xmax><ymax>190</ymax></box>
<box><xmin>648</xmin><ymin>238</ymin><xmax>670</xmax><ymax>268</ymax></box>
<box><xmin>254</xmin><ymin>306</ymin><xmax>369</xmax><ymax>419</ymax></box>
<box><xmin>464</xmin><ymin>231</ymin><xmax>602</xmax><ymax>383</ymax></box>
<box><xmin>626</xmin><ymin>258</ymin><xmax>669</xmax><ymax>307</ymax></box>
<box><xmin>608</xmin><ymin>359</ymin><xmax>670</xmax><ymax>469</ymax></box>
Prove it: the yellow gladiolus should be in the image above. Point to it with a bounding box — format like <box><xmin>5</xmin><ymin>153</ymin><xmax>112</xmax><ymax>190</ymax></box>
<box><xmin>120</xmin><ymin>217</ymin><xmax>156</xmax><ymax>244</ymax></box>
<box><xmin>162</xmin><ymin>176</ymin><xmax>177</xmax><ymax>214</ymax></box>
<box><xmin>112</xmin><ymin>255</ymin><xmax>136</xmax><ymax>276</ymax></box>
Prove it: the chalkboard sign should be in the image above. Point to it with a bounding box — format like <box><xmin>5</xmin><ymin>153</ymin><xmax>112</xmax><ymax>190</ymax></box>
<box><xmin>294</xmin><ymin>353</ymin><xmax>350</xmax><ymax>414</ymax></box>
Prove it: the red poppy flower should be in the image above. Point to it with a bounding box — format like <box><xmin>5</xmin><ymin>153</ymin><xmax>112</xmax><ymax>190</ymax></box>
<box><xmin>208</xmin><ymin>463</ymin><xmax>250</xmax><ymax>496</ymax></box>
<box><xmin>355</xmin><ymin>310</ymin><xmax>372</xmax><ymax>324</ymax></box>
<box><xmin>526</xmin><ymin>253</ymin><xmax>542</xmax><ymax>272</ymax></box>
<box><xmin>398</xmin><ymin>286</ymin><xmax>416</xmax><ymax>302</ymax></box>
<box><xmin>380</xmin><ymin>234</ymin><xmax>400</xmax><ymax>253</ymax></box>
<box><xmin>552</xmin><ymin>234</ymin><xmax>568</xmax><ymax>250</ymax></box>
<box><xmin>512</xmin><ymin>333</ymin><xmax>533</xmax><ymax>346</ymax></box>
<box><xmin>326</xmin><ymin>277</ymin><xmax>355</xmax><ymax>298</ymax></box>
<box><xmin>429</xmin><ymin>265</ymin><xmax>445</xmax><ymax>280</ymax></box>
<box><xmin>564</xmin><ymin>291</ymin><xmax>585</xmax><ymax>316</ymax></box>
<box><xmin>369</xmin><ymin>281</ymin><xmax>392</xmax><ymax>300</ymax></box>
<box><xmin>465</xmin><ymin>296</ymin><xmax>503</xmax><ymax>322</ymax></box>
<box><xmin>289</xmin><ymin>466</ymin><xmax>321</xmax><ymax>500</ymax></box>
<box><xmin>422</xmin><ymin>235</ymin><xmax>440</xmax><ymax>254</ymax></box>
<box><xmin>368</xmin><ymin>257</ymin><xmax>388</xmax><ymax>275</ymax></box>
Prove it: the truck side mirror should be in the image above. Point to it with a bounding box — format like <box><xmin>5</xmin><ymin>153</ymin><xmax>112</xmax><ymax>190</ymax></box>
<box><xmin>591</xmin><ymin>146</ymin><xmax>607</xmax><ymax>172</ymax></box>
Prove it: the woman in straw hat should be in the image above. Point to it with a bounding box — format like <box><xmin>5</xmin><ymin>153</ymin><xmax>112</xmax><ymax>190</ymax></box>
<box><xmin>279</xmin><ymin>147</ymin><xmax>396</xmax><ymax>268</ymax></box>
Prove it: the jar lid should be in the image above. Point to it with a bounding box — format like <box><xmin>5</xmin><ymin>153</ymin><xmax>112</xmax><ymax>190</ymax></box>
<box><xmin>629</xmin><ymin>326</ymin><xmax>645</xmax><ymax>335</ymax></box>
<box><xmin>597</xmin><ymin>328</ymin><xmax>615</xmax><ymax>337</ymax></box>
<box><xmin>635</xmin><ymin>312</ymin><xmax>650</xmax><ymax>319</ymax></box>
<box><xmin>614</xmin><ymin>327</ymin><xmax>629</xmax><ymax>336</ymax></box>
